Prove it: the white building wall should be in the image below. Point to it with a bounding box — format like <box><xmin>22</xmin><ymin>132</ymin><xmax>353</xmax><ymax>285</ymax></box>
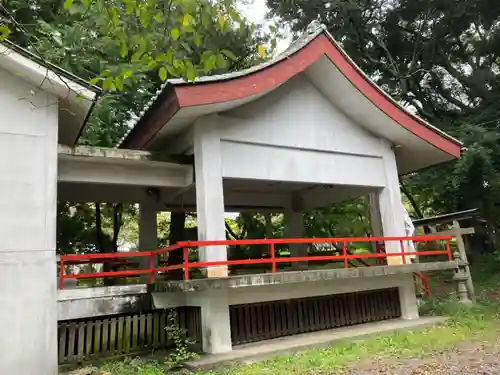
<box><xmin>217</xmin><ymin>74</ymin><xmax>389</xmax><ymax>187</ymax></box>
<box><xmin>0</xmin><ymin>69</ymin><xmax>59</xmax><ymax>375</ymax></box>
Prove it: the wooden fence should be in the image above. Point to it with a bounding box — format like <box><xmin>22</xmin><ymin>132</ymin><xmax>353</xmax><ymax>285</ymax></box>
<box><xmin>229</xmin><ymin>288</ymin><xmax>401</xmax><ymax>345</ymax></box>
<box><xmin>58</xmin><ymin>307</ymin><xmax>201</xmax><ymax>365</ymax></box>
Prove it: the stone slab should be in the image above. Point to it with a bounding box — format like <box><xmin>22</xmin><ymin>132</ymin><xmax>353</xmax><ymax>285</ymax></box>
<box><xmin>157</xmin><ymin>261</ymin><xmax>458</xmax><ymax>292</ymax></box>
<box><xmin>186</xmin><ymin>316</ymin><xmax>447</xmax><ymax>370</ymax></box>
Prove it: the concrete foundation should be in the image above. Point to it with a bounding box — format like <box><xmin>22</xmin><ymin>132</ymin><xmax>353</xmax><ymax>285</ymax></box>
<box><xmin>152</xmin><ymin>263</ymin><xmax>456</xmax><ymax>355</ymax></box>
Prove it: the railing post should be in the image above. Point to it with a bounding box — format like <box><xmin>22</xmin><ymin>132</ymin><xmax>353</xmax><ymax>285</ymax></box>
<box><xmin>148</xmin><ymin>252</ymin><xmax>155</xmax><ymax>284</ymax></box>
<box><xmin>446</xmin><ymin>239</ymin><xmax>452</xmax><ymax>261</ymax></box>
<box><xmin>59</xmin><ymin>259</ymin><xmax>65</xmax><ymax>290</ymax></box>
<box><xmin>399</xmin><ymin>240</ymin><xmax>406</xmax><ymax>264</ymax></box>
<box><xmin>183</xmin><ymin>246</ymin><xmax>190</xmax><ymax>280</ymax></box>
<box><xmin>270</xmin><ymin>243</ymin><xmax>276</xmax><ymax>273</ymax></box>
<box><xmin>342</xmin><ymin>241</ymin><xmax>348</xmax><ymax>269</ymax></box>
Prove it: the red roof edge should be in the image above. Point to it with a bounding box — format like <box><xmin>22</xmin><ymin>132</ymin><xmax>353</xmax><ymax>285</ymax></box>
<box><xmin>122</xmin><ymin>33</ymin><xmax>461</xmax><ymax>158</ymax></box>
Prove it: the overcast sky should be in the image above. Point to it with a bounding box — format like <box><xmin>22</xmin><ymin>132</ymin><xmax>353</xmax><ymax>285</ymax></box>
<box><xmin>239</xmin><ymin>0</ymin><xmax>292</xmax><ymax>53</ymax></box>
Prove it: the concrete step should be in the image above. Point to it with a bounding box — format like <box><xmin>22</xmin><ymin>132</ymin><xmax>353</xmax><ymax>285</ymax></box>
<box><xmin>187</xmin><ymin>316</ymin><xmax>447</xmax><ymax>370</ymax></box>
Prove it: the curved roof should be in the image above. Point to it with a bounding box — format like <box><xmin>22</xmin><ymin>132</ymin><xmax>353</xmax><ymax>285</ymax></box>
<box><xmin>119</xmin><ymin>22</ymin><xmax>461</xmax><ymax>167</ymax></box>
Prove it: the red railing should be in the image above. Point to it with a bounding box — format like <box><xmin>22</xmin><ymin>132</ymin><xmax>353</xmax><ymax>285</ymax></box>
<box><xmin>58</xmin><ymin>235</ymin><xmax>453</xmax><ymax>290</ymax></box>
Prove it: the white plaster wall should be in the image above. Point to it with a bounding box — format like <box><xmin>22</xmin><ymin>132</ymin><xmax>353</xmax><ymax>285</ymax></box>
<box><xmin>0</xmin><ymin>68</ymin><xmax>59</xmax><ymax>375</ymax></box>
<box><xmin>217</xmin><ymin>74</ymin><xmax>390</xmax><ymax>187</ymax></box>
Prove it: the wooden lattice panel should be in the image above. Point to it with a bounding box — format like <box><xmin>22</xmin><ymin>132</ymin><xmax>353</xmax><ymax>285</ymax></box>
<box><xmin>58</xmin><ymin>307</ymin><xmax>201</xmax><ymax>365</ymax></box>
<box><xmin>229</xmin><ymin>288</ymin><xmax>401</xmax><ymax>345</ymax></box>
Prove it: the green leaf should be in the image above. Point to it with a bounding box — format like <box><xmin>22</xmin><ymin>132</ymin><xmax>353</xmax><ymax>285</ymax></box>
<box><xmin>159</xmin><ymin>67</ymin><xmax>168</xmax><ymax>81</ymax></box>
<box><xmin>269</xmin><ymin>24</ymin><xmax>277</xmax><ymax>34</ymax></box>
<box><xmin>218</xmin><ymin>13</ymin><xmax>226</xmax><ymax>28</ymax></box>
<box><xmin>0</xmin><ymin>25</ymin><xmax>9</xmax><ymax>41</ymax></box>
<box><xmin>166</xmin><ymin>65</ymin><xmax>177</xmax><ymax>76</ymax></box>
<box><xmin>257</xmin><ymin>45</ymin><xmax>266</xmax><ymax>58</ymax></box>
<box><xmin>186</xmin><ymin>66</ymin><xmax>197</xmax><ymax>82</ymax></box>
<box><xmin>193</xmin><ymin>33</ymin><xmax>201</xmax><ymax>47</ymax></box>
<box><xmin>216</xmin><ymin>53</ymin><xmax>227</xmax><ymax>69</ymax></box>
<box><xmin>120</xmin><ymin>43</ymin><xmax>128</xmax><ymax>58</ymax></box>
<box><xmin>64</xmin><ymin>0</ymin><xmax>73</xmax><ymax>9</ymax></box>
<box><xmin>182</xmin><ymin>13</ymin><xmax>191</xmax><ymax>27</ymax></box>
<box><xmin>114</xmin><ymin>77</ymin><xmax>124</xmax><ymax>91</ymax></box>
<box><xmin>88</xmin><ymin>77</ymin><xmax>101</xmax><ymax>86</ymax></box>
<box><xmin>229</xmin><ymin>7</ymin><xmax>240</xmax><ymax>22</ymax></box>
<box><xmin>102</xmin><ymin>77</ymin><xmax>114</xmax><ymax>91</ymax></box>
<box><xmin>131</xmin><ymin>51</ymin><xmax>142</xmax><ymax>63</ymax></box>
<box><xmin>123</xmin><ymin>70</ymin><xmax>133</xmax><ymax>80</ymax></box>
<box><xmin>171</xmin><ymin>28</ymin><xmax>181</xmax><ymax>41</ymax></box>
<box><xmin>221</xmin><ymin>49</ymin><xmax>237</xmax><ymax>61</ymax></box>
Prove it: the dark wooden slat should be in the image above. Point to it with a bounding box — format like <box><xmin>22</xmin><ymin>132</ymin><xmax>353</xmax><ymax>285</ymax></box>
<box><xmin>93</xmin><ymin>320</ymin><xmax>102</xmax><ymax>357</ymax></box>
<box><xmin>101</xmin><ymin>319</ymin><xmax>109</xmax><ymax>355</ymax></box>
<box><xmin>117</xmin><ymin>317</ymin><xmax>124</xmax><ymax>353</ymax></box>
<box><xmin>58</xmin><ymin>324</ymin><xmax>67</xmax><ymax>364</ymax></box>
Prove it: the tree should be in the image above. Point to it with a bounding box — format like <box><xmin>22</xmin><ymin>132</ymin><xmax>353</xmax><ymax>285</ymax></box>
<box><xmin>267</xmin><ymin>0</ymin><xmax>500</xmax><ymax>247</ymax></box>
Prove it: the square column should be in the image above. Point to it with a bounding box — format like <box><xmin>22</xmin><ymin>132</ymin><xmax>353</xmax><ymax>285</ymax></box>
<box><xmin>0</xmin><ymin>82</ymin><xmax>59</xmax><ymax>375</ymax></box>
<box><xmin>193</xmin><ymin>115</ymin><xmax>228</xmax><ymax>278</ymax></box>
<box><xmin>398</xmin><ymin>274</ymin><xmax>419</xmax><ymax>320</ymax></box>
<box><xmin>196</xmin><ymin>290</ymin><xmax>232</xmax><ymax>353</ymax></box>
<box><xmin>374</xmin><ymin>141</ymin><xmax>407</xmax><ymax>265</ymax></box>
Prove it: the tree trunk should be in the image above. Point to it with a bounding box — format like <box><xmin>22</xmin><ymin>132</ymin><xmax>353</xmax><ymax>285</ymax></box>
<box><xmin>95</xmin><ymin>203</ymin><xmax>104</xmax><ymax>252</ymax></box>
<box><xmin>112</xmin><ymin>203</ymin><xmax>123</xmax><ymax>252</ymax></box>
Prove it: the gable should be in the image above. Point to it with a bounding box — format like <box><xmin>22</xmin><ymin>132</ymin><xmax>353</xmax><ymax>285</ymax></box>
<box><xmin>218</xmin><ymin>74</ymin><xmax>386</xmax><ymax>158</ymax></box>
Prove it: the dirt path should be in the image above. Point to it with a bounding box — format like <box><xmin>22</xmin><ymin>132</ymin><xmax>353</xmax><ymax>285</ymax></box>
<box><xmin>346</xmin><ymin>342</ymin><xmax>500</xmax><ymax>375</ymax></box>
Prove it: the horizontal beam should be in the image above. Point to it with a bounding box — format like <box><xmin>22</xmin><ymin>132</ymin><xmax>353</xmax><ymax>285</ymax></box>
<box><xmin>58</xmin><ymin>157</ymin><xmax>193</xmax><ymax>188</ymax></box>
<box><xmin>58</xmin><ymin>182</ymin><xmax>292</xmax><ymax>210</ymax></box>
<box><xmin>412</xmin><ymin>208</ymin><xmax>480</xmax><ymax>227</ymax></box>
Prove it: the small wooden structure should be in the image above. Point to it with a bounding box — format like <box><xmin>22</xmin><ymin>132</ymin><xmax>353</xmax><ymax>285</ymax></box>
<box><xmin>413</xmin><ymin>208</ymin><xmax>478</xmax><ymax>302</ymax></box>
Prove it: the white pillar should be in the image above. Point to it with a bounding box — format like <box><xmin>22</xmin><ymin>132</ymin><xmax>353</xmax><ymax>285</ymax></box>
<box><xmin>0</xmin><ymin>80</ymin><xmax>58</xmax><ymax>374</ymax></box>
<box><xmin>378</xmin><ymin>141</ymin><xmax>406</xmax><ymax>265</ymax></box>
<box><xmin>198</xmin><ymin>290</ymin><xmax>232</xmax><ymax>353</ymax></box>
<box><xmin>193</xmin><ymin>115</ymin><xmax>227</xmax><ymax>277</ymax></box>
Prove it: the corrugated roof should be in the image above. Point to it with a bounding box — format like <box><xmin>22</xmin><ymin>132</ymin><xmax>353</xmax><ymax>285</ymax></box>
<box><xmin>1</xmin><ymin>39</ymin><xmax>101</xmax><ymax>93</ymax></box>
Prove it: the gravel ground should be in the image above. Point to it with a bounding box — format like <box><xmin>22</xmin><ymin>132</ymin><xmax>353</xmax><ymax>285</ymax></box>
<box><xmin>345</xmin><ymin>341</ymin><xmax>500</xmax><ymax>375</ymax></box>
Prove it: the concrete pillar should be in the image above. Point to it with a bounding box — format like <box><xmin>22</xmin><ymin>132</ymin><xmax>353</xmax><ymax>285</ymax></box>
<box><xmin>398</xmin><ymin>275</ymin><xmax>419</xmax><ymax>320</ymax></box>
<box><xmin>377</xmin><ymin>141</ymin><xmax>406</xmax><ymax>265</ymax></box>
<box><xmin>193</xmin><ymin>115</ymin><xmax>227</xmax><ymax>277</ymax></box>
<box><xmin>0</xmin><ymin>79</ymin><xmax>59</xmax><ymax>374</ymax></box>
<box><xmin>197</xmin><ymin>290</ymin><xmax>232</xmax><ymax>354</ymax></box>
